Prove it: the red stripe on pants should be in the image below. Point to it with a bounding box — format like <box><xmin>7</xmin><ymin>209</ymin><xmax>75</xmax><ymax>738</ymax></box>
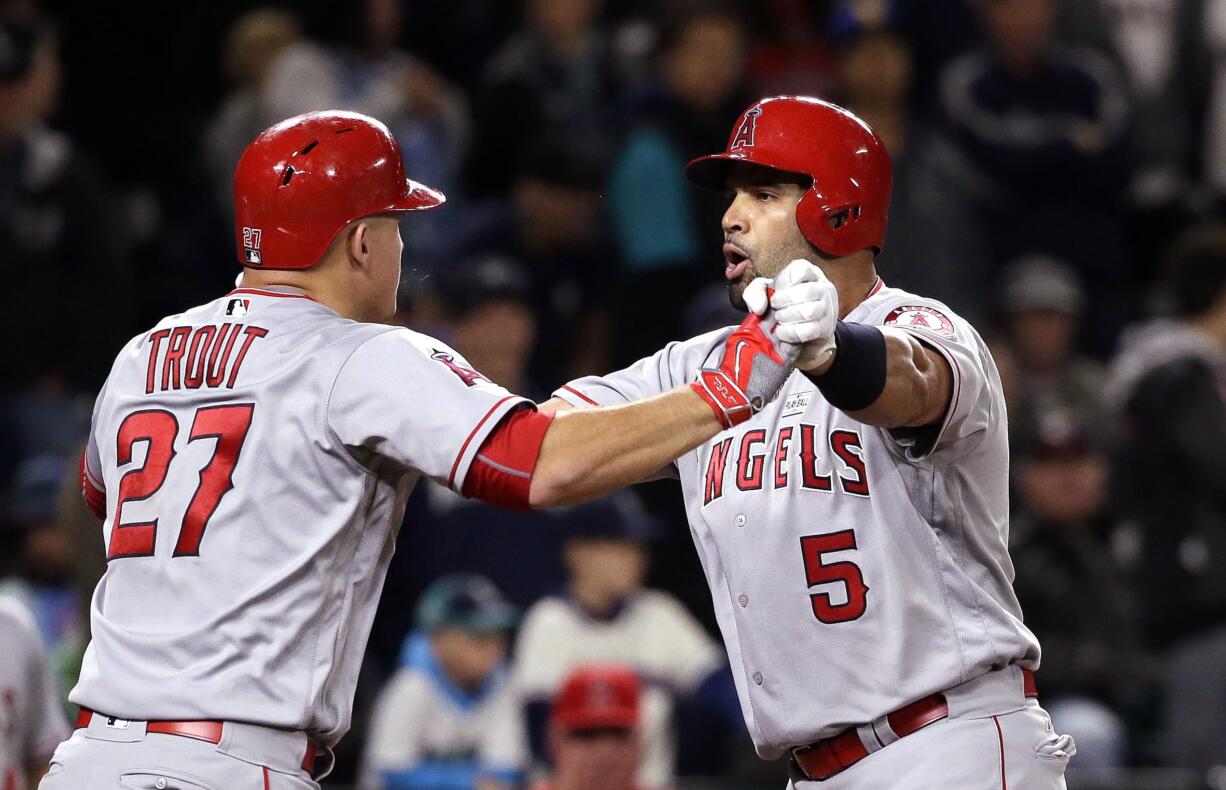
<box><xmin>993</xmin><ymin>715</ymin><xmax>1006</xmax><ymax>790</ymax></box>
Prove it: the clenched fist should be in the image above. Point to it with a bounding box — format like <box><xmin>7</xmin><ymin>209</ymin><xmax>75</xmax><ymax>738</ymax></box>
<box><xmin>743</xmin><ymin>259</ymin><xmax>839</xmax><ymax>372</ymax></box>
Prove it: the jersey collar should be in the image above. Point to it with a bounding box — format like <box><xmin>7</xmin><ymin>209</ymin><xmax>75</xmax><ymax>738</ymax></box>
<box><xmin>227</xmin><ymin>286</ymin><xmax>319</xmax><ymax>303</ymax></box>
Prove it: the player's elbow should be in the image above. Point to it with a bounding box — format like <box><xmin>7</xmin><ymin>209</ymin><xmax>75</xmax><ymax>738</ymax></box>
<box><xmin>527</xmin><ymin>462</ymin><xmax>587</xmax><ymax>508</ymax></box>
<box><xmin>895</xmin><ymin>348</ymin><xmax>951</xmax><ymax>428</ymax></box>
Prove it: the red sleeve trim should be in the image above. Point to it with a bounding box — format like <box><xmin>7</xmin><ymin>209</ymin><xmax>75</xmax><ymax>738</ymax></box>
<box><xmin>462</xmin><ymin>406</ymin><xmax>554</xmax><ymax>510</ymax></box>
<box><xmin>80</xmin><ymin>452</ymin><xmax>106</xmax><ymax>519</ymax></box>
<box><xmin>560</xmin><ymin>385</ymin><xmax>598</xmax><ymax>406</ymax></box>
<box><xmin>448</xmin><ymin>395</ymin><xmax>519</xmax><ymax>489</ymax></box>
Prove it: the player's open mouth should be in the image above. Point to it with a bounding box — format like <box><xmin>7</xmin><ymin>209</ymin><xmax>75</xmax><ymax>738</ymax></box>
<box><xmin>724</xmin><ymin>243</ymin><xmax>751</xmax><ymax>281</ymax></box>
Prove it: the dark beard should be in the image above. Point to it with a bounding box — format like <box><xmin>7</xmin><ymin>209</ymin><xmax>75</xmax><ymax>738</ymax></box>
<box><xmin>727</xmin><ymin>277</ymin><xmax>748</xmax><ymax>311</ymax></box>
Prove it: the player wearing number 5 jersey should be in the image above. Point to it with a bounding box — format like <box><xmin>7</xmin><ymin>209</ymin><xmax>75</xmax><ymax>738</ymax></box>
<box><xmin>44</xmin><ymin>111</ymin><xmax>811</xmax><ymax>790</ymax></box>
<box><xmin>545</xmin><ymin>97</ymin><xmax>1076</xmax><ymax>789</ymax></box>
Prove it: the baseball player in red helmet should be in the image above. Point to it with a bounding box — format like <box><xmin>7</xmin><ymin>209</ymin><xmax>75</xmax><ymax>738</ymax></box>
<box><xmin>547</xmin><ymin>96</ymin><xmax>1076</xmax><ymax>788</ymax></box>
<box><xmin>44</xmin><ymin>110</ymin><xmax>815</xmax><ymax>789</ymax></box>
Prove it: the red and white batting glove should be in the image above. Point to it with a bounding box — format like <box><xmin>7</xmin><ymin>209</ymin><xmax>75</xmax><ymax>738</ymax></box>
<box><xmin>743</xmin><ymin>259</ymin><xmax>839</xmax><ymax>372</ymax></box>
<box><xmin>691</xmin><ymin>298</ymin><xmax>800</xmax><ymax>429</ymax></box>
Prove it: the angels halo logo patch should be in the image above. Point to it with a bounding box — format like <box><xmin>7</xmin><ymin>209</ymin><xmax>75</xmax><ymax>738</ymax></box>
<box><xmin>884</xmin><ymin>305</ymin><xmax>955</xmax><ymax>337</ymax></box>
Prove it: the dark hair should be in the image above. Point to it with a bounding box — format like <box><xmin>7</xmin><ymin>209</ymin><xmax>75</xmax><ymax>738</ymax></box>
<box><xmin>1162</xmin><ymin>223</ymin><xmax>1226</xmax><ymax>318</ymax></box>
<box><xmin>434</xmin><ymin>255</ymin><xmax>532</xmax><ymax>318</ymax></box>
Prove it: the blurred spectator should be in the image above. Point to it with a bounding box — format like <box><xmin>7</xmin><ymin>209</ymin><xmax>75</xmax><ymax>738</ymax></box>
<box><xmin>836</xmin><ymin>27</ymin><xmax>991</xmax><ymax>321</ymax></box>
<box><xmin>1009</xmin><ymin>409</ymin><xmax>1141</xmax><ymax>771</ymax></box>
<box><xmin>742</xmin><ymin>0</ymin><xmax>838</xmax><ymax>97</ymax></box>
<box><xmin>607</xmin><ymin>4</ymin><xmax>750</xmax><ymax>364</ymax></box>
<box><xmin>998</xmin><ymin>255</ymin><xmax>1111</xmax><ymax>446</ymax></box>
<box><xmin>835</xmin><ymin>26</ymin><xmax>912</xmax><ymax>153</ymax></box>
<box><xmin>934</xmin><ymin>0</ymin><xmax>1133</xmax><ymax>352</ymax></box>
<box><xmin>510</xmin><ymin>494</ymin><xmax>731</xmax><ymax>789</ymax></box>
<box><xmin>264</xmin><ymin>0</ymin><xmax>471</xmax><ymax>264</ymax></box>
<box><xmin>468</xmin><ymin>0</ymin><xmax>627</xmax><ymax>196</ymax></box>
<box><xmin>530</xmin><ymin>664</ymin><xmax>647</xmax><ymax>790</ymax></box>
<box><xmin>203</xmin><ymin>8</ymin><xmax>303</xmax><ymax>210</ymax></box>
<box><xmin>827</xmin><ymin>0</ymin><xmax>983</xmax><ymax>115</ymax></box>
<box><xmin>1197</xmin><ymin>0</ymin><xmax>1226</xmax><ymax>208</ymax></box>
<box><xmin>1095</xmin><ymin>0</ymin><xmax>1205</xmax><ymax>283</ymax></box>
<box><xmin>0</xmin><ymin>594</ymin><xmax>69</xmax><ymax>790</ymax></box>
<box><xmin>360</xmin><ymin>575</ymin><xmax>525</xmax><ymax>790</ymax></box>
<box><xmin>424</xmin><ymin>256</ymin><xmax>541</xmax><ymax>396</ymax></box>
<box><xmin>457</xmin><ymin>140</ymin><xmax>614</xmax><ymax>383</ymax></box>
<box><xmin>0</xmin><ymin>450</ymin><xmax>88</xmax><ymax>701</ymax></box>
<box><xmin>0</xmin><ymin>13</ymin><xmax>128</xmax><ymax>391</ymax></box>
<box><xmin>1106</xmin><ymin>222</ymin><xmax>1226</xmax><ymax>773</ymax></box>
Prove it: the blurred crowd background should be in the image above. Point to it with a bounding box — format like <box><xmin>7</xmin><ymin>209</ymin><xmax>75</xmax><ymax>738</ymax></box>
<box><xmin>4</xmin><ymin>0</ymin><xmax>1226</xmax><ymax>787</ymax></box>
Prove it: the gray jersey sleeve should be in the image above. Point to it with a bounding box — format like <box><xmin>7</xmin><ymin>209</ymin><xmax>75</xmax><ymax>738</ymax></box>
<box><xmin>865</xmin><ymin>297</ymin><xmax>997</xmax><ymax>459</ymax></box>
<box><xmin>328</xmin><ymin>328</ymin><xmax>530</xmax><ymax>492</ymax></box>
<box><xmin>554</xmin><ymin>327</ymin><xmax>733</xmax><ymax>408</ymax></box>
<box><xmin>552</xmin><ymin>328</ymin><xmax>733</xmax><ymax>479</ymax></box>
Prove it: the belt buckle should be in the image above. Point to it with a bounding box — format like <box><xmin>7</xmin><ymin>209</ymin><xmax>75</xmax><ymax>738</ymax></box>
<box><xmin>788</xmin><ymin>750</ymin><xmax>815</xmax><ymax>783</ymax></box>
<box><xmin>788</xmin><ymin>742</ymin><xmax>822</xmax><ymax>782</ymax></box>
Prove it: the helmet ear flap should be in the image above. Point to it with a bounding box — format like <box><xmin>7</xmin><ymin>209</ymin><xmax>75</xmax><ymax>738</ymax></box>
<box><xmin>795</xmin><ymin>187</ymin><xmax>835</xmax><ymax>256</ymax></box>
<box><xmin>796</xmin><ymin>186</ymin><xmax>865</xmax><ymax>258</ymax></box>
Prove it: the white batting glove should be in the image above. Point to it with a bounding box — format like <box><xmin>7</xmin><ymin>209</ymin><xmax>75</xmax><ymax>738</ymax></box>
<box><xmin>744</xmin><ymin>260</ymin><xmax>838</xmax><ymax>371</ymax></box>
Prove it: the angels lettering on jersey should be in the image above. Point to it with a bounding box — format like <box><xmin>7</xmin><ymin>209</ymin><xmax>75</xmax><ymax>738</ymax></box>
<box><xmin>702</xmin><ymin>420</ymin><xmax>869</xmax><ymax>505</ymax></box>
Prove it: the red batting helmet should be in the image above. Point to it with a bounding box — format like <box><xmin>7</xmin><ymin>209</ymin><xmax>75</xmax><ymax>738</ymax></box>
<box><xmin>685</xmin><ymin>96</ymin><xmax>892</xmax><ymax>257</ymax></box>
<box><xmin>233</xmin><ymin>110</ymin><xmax>445</xmax><ymax>270</ymax></box>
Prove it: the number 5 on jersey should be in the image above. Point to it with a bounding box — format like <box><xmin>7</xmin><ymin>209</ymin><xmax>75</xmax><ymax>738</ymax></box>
<box><xmin>800</xmin><ymin>530</ymin><xmax>868</xmax><ymax>623</ymax></box>
<box><xmin>109</xmin><ymin>404</ymin><xmax>254</xmax><ymax>560</ymax></box>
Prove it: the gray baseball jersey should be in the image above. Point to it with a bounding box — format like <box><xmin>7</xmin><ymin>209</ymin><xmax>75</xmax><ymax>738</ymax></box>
<box><xmin>0</xmin><ymin>596</ymin><xmax>69</xmax><ymax>790</ymax></box>
<box><xmin>555</xmin><ymin>283</ymin><xmax>1040</xmax><ymax>759</ymax></box>
<box><xmin>76</xmin><ymin>287</ymin><xmax>528</xmax><ymax>747</ymax></box>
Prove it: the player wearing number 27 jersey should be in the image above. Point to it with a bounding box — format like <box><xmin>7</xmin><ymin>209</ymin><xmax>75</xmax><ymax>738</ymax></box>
<box><xmin>75</xmin><ymin>288</ymin><xmax>526</xmax><ymax>743</ymax></box>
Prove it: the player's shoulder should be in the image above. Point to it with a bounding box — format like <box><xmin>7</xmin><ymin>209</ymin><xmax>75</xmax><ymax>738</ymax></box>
<box><xmin>332</xmin><ymin>324</ymin><xmax>473</xmax><ymax>378</ymax></box>
<box><xmin>630</xmin><ymin>589</ymin><xmax>694</xmax><ymax>621</ymax></box>
<box><xmin>383</xmin><ymin>664</ymin><xmax>438</xmax><ymax>702</ymax></box>
<box><xmin>854</xmin><ymin>283</ymin><xmax>978</xmax><ymax>343</ymax></box>
<box><xmin>518</xmin><ymin>594</ymin><xmax>583</xmax><ymax>633</ymax></box>
<box><xmin>666</xmin><ymin>324</ymin><xmax>737</xmax><ymax>371</ymax></box>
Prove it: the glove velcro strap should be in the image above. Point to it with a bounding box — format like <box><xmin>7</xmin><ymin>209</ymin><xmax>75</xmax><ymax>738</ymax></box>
<box><xmin>691</xmin><ymin>370</ymin><xmax>753</xmax><ymax>429</ymax></box>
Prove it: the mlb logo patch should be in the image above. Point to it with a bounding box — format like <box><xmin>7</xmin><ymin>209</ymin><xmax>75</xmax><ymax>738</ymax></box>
<box><xmin>226</xmin><ymin>298</ymin><xmax>251</xmax><ymax>316</ymax></box>
<box><xmin>242</xmin><ymin>226</ymin><xmax>263</xmax><ymax>265</ymax></box>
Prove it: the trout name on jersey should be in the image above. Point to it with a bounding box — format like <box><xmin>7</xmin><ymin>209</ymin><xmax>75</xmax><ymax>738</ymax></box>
<box><xmin>703</xmin><ymin>421</ymin><xmax>869</xmax><ymax>505</ymax></box>
<box><xmin>144</xmin><ymin>323</ymin><xmax>269</xmax><ymax>393</ymax></box>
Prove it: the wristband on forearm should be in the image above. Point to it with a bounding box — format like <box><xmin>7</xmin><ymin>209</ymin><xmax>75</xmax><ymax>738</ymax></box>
<box><xmin>805</xmin><ymin>321</ymin><xmax>887</xmax><ymax>411</ymax></box>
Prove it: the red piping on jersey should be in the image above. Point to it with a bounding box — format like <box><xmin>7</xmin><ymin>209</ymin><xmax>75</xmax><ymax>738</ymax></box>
<box><xmin>866</xmin><ymin>277</ymin><xmax>885</xmax><ymax>297</ymax></box>
<box><xmin>228</xmin><ymin>288</ymin><xmax>318</xmax><ymax>302</ymax></box>
<box><xmin>79</xmin><ymin>451</ymin><xmax>106</xmax><ymax>519</ymax></box>
<box><xmin>993</xmin><ymin>715</ymin><xmax>1006</xmax><ymax>789</ymax></box>
<box><xmin>448</xmin><ymin>396</ymin><xmax>519</xmax><ymax>489</ymax></box>
<box><xmin>263</xmin><ymin>766</ymin><xmax>271</xmax><ymax>790</ymax></box>
<box><xmin>561</xmin><ymin>385</ymin><xmax>598</xmax><ymax>406</ymax></box>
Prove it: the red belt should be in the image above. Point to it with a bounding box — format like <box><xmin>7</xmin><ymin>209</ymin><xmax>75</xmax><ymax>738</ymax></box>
<box><xmin>791</xmin><ymin>669</ymin><xmax>1038</xmax><ymax>782</ymax></box>
<box><xmin>75</xmin><ymin>708</ymin><xmax>318</xmax><ymax>773</ymax></box>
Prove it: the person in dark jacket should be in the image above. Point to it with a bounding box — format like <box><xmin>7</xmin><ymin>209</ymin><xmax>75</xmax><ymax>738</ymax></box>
<box><xmin>1106</xmin><ymin>221</ymin><xmax>1226</xmax><ymax>773</ymax></box>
